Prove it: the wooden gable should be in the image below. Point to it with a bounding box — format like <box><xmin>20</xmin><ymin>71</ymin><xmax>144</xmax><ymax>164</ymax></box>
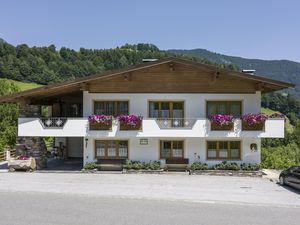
<box><xmin>88</xmin><ymin>62</ymin><xmax>263</xmax><ymax>93</ymax></box>
<box><xmin>0</xmin><ymin>57</ymin><xmax>295</xmax><ymax>104</ymax></box>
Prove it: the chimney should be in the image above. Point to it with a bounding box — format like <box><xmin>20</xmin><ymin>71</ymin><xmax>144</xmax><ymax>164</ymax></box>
<box><xmin>242</xmin><ymin>69</ymin><xmax>256</xmax><ymax>75</ymax></box>
<box><xmin>142</xmin><ymin>59</ymin><xmax>158</xmax><ymax>63</ymax></box>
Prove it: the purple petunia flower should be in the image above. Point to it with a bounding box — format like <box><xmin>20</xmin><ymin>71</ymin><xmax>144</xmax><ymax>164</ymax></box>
<box><xmin>118</xmin><ymin>115</ymin><xmax>143</xmax><ymax>127</ymax></box>
<box><xmin>209</xmin><ymin>114</ymin><xmax>234</xmax><ymax>126</ymax></box>
<box><xmin>242</xmin><ymin>113</ymin><xmax>267</xmax><ymax>125</ymax></box>
<box><xmin>88</xmin><ymin>115</ymin><xmax>112</xmax><ymax>125</ymax></box>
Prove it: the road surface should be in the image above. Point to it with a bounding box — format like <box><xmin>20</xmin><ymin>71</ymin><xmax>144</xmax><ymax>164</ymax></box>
<box><xmin>0</xmin><ymin>173</ymin><xmax>299</xmax><ymax>225</ymax></box>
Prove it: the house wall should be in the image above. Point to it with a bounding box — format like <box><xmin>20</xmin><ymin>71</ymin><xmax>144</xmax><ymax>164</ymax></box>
<box><xmin>83</xmin><ymin>91</ymin><xmax>262</xmax><ymax>166</ymax></box>
<box><xmin>84</xmin><ymin>137</ymin><xmax>261</xmax><ymax>166</ymax></box>
<box><xmin>83</xmin><ymin>92</ymin><xmax>261</xmax><ymax>117</ymax></box>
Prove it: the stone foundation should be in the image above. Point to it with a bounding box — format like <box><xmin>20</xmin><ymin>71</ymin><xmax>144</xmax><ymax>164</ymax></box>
<box><xmin>16</xmin><ymin>137</ymin><xmax>47</xmax><ymax>169</ymax></box>
<box><xmin>16</xmin><ymin>103</ymin><xmax>47</xmax><ymax>169</ymax></box>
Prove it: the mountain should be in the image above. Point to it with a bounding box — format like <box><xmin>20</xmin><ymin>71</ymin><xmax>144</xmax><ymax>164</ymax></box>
<box><xmin>168</xmin><ymin>49</ymin><xmax>300</xmax><ymax>98</ymax></box>
<box><xmin>0</xmin><ymin>38</ymin><xmax>6</xmax><ymax>44</ymax></box>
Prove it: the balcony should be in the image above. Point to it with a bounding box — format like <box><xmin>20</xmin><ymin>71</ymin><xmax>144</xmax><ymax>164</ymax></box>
<box><xmin>18</xmin><ymin>118</ymin><xmax>88</xmax><ymax>137</ymax></box>
<box><xmin>18</xmin><ymin>117</ymin><xmax>285</xmax><ymax>138</ymax></box>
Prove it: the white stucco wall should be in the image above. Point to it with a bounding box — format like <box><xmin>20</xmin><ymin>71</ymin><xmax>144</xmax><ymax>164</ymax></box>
<box><xmin>84</xmin><ymin>137</ymin><xmax>261</xmax><ymax>166</ymax></box>
<box><xmin>83</xmin><ymin>92</ymin><xmax>261</xmax><ymax>118</ymax></box>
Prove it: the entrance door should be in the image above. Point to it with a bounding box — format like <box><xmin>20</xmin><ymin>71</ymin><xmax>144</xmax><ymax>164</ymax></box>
<box><xmin>67</xmin><ymin>137</ymin><xmax>83</xmax><ymax>158</ymax></box>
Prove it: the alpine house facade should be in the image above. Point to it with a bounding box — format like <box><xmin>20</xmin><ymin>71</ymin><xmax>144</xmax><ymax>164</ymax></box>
<box><xmin>0</xmin><ymin>58</ymin><xmax>294</xmax><ymax>169</ymax></box>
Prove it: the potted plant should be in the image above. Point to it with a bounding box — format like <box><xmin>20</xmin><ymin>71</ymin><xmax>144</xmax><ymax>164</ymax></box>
<box><xmin>118</xmin><ymin>114</ymin><xmax>143</xmax><ymax>130</ymax></box>
<box><xmin>269</xmin><ymin>112</ymin><xmax>286</xmax><ymax>120</ymax></box>
<box><xmin>209</xmin><ymin>114</ymin><xmax>234</xmax><ymax>131</ymax></box>
<box><xmin>88</xmin><ymin>115</ymin><xmax>112</xmax><ymax>130</ymax></box>
<box><xmin>242</xmin><ymin>113</ymin><xmax>267</xmax><ymax>131</ymax></box>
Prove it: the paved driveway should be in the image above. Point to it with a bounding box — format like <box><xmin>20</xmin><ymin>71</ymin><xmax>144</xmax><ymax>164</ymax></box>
<box><xmin>0</xmin><ymin>173</ymin><xmax>299</xmax><ymax>207</ymax></box>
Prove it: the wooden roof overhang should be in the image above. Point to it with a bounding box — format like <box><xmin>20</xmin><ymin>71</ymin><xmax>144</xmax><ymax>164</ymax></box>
<box><xmin>0</xmin><ymin>57</ymin><xmax>295</xmax><ymax>104</ymax></box>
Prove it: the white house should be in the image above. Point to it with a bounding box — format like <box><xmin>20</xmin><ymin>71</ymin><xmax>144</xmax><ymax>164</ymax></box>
<box><xmin>0</xmin><ymin>58</ymin><xmax>294</xmax><ymax>169</ymax></box>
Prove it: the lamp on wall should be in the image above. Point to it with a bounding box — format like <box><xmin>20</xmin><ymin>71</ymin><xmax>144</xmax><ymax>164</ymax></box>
<box><xmin>85</xmin><ymin>138</ymin><xmax>89</xmax><ymax>148</ymax></box>
<box><xmin>250</xmin><ymin>143</ymin><xmax>258</xmax><ymax>152</ymax></box>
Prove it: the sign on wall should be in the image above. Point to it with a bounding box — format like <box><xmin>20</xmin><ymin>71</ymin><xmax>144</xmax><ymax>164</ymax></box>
<box><xmin>140</xmin><ymin>139</ymin><xmax>148</xmax><ymax>145</ymax></box>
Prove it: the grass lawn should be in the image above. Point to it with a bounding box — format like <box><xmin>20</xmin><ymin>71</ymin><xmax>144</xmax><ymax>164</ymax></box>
<box><xmin>0</xmin><ymin>78</ymin><xmax>42</xmax><ymax>91</ymax></box>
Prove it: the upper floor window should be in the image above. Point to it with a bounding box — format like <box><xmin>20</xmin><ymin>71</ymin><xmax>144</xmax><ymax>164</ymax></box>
<box><xmin>206</xmin><ymin>101</ymin><xmax>242</xmax><ymax>117</ymax></box>
<box><xmin>94</xmin><ymin>101</ymin><xmax>128</xmax><ymax>117</ymax></box>
<box><xmin>149</xmin><ymin>101</ymin><xmax>184</xmax><ymax>118</ymax></box>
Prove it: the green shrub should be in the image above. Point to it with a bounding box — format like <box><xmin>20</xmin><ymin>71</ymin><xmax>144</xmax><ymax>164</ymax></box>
<box><xmin>83</xmin><ymin>162</ymin><xmax>97</xmax><ymax>170</ymax></box>
<box><xmin>240</xmin><ymin>163</ymin><xmax>261</xmax><ymax>171</ymax></box>
<box><xmin>143</xmin><ymin>161</ymin><xmax>161</xmax><ymax>170</ymax></box>
<box><xmin>261</xmin><ymin>143</ymin><xmax>300</xmax><ymax>169</ymax></box>
<box><xmin>123</xmin><ymin>160</ymin><xmax>143</xmax><ymax>170</ymax></box>
<box><xmin>191</xmin><ymin>162</ymin><xmax>208</xmax><ymax>170</ymax></box>
<box><xmin>124</xmin><ymin>160</ymin><xmax>161</xmax><ymax>170</ymax></box>
<box><xmin>212</xmin><ymin>161</ymin><xmax>240</xmax><ymax>170</ymax></box>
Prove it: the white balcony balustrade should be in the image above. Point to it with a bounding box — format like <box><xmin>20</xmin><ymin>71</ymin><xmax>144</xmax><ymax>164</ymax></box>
<box><xmin>18</xmin><ymin>117</ymin><xmax>284</xmax><ymax>138</ymax></box>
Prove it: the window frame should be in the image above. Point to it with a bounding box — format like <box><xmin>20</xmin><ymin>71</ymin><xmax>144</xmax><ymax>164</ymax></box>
<box><xmin>148</xmin><ymin>101</ymin><xmax>185</xmax><ymax>119</ymax></box>
<box><xmin>206</xmin><ymin>100</ymin><xmax>243</xmax><ymax>118</ymax></box>
<box><xmin>206</xmin><ymin>140</ymin><xmax>241</xmax><ymax>160</ymax></box>
<box><xmin>94</xmin><ymin>140</ymin><xmax>129</xmax><ymax>159</ymax></box>
<box><xmin>160</xmin><ymin>140</ymin><xmax>184</xmax><ymax>159</ymax></box>
<box><xmin>93</xmin><ymin>100</ymin><xmax>129</xmax><ymax>117</ymax></box>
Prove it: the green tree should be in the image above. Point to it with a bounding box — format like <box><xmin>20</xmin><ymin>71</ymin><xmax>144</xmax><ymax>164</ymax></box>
<box><xmin>0</xmin><ymin>79</ymin><xmax>20</xmax><ymax>151</ymax></box>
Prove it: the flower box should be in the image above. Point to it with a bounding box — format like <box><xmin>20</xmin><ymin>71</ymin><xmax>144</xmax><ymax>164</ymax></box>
<box><xmin>209</xmin><ymin>114</ymin><xmax>234</xmax><ymax>131</ymax></box>
<box><xmin>88</xmin><ymin>115</ymin><xmax>112</xmax><ymax>130</ymax></box>
<box><xmin>211</xmin><ymin>121</ymin><xmax>234</xmax><ymax>131</ymax></box>
<box><xmin>242</xmin><ymin>113</ymin><xmax>267</xmax><ymax>131</ymax></box>
<box><xmin>242</xmin><ymin>121</ymin><xmax>265</xmax><ymax>131</ymax></box>
<box><xmin>8</xmin><ymin>157</ymin><xmax>36</xmax><ymax>172</ymax></box>
<box><xmin>89</xmin><ymin>122</ymin><xmax>112</xmax><ymax>130</ymax></box>
<box><xmin>120</xmin><ymin>121</ymin><xmax>142</xmax><ymax>131</ymax></box>
<box><xmin>118</xmin><ymin>115</ymin><xmax>143</xmax><ymax>131</ymax></box>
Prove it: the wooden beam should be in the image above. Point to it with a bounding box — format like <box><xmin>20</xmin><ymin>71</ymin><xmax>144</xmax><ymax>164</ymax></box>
<box><xmin>123</xmin><ymin>73</ymin><xmax>132</xmax><ymax>81</ymax></box>
<box><xmin>255</xmin><ymin>82</ymin><xmax>265</xmax><ymax>91</ymax></box>
<box><xmin>169</xmin><ymin>63</ymin><xmax>175</xmax><ymax>72</ymax></box>
<box><xmin>80</xmin><ymin>82</ymin><xmax>89</xmax><ymax>91</ymax></box>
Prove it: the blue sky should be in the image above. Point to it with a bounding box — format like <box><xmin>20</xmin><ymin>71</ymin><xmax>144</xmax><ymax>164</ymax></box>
<box><xmin>1</xmin><ymin>0</ymin><xmax>300</xmax><ymax>62</ymax></box>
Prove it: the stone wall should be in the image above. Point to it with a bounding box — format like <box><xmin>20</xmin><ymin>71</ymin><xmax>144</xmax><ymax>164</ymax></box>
<box><xmin>16</xmin><ymin>103</ymin><xmax>47</xmax><ymax>169</ymax></box>
<box><xmin>19</xmin><ymin>103</ymin><xmax>41</xmax><ymax>118</ymax></box>
<box><xmin>16</xmin><ymin>137</ymin><xmax>47</xmax><ymax>169</ymax></box>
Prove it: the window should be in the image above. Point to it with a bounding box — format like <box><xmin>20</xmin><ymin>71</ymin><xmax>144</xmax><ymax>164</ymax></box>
<box><xmin>94</xmin><ymin>101</ymin><xmax>128</xmax><ymax>117</ymax></box>
<box><xmin>149</xmin><ymin>101</ymin><xmax>184</xmax><ymax>118</ymax></box>
<box><xmin>206</xmin><ymin>101</ymin><xmax>242</xmax><ymax>117</ymax></box>
<box><xmin>207</xmin><ymin>141</ymin><xmax>241</xmax><ymax>160</ymax></box>
<box><xmin>293</xmin><ymin>166</ymin><xmax>300</xmax><ymax>174</ymax></box>
<box><xmin>160</xmin><ymin>140</ymin><xmax>184</xmax><ymax>159</ymax></box>
<box><xmin>95</xmin><ymin>140</ymin><xmax>128</xmax><ymax>159</ymax></box>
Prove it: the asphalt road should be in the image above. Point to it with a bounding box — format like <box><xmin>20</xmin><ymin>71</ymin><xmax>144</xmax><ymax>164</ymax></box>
<box><xmin>0</xmin><ymin>191</ymin><xmax>299</xmax><ymax>225</ymax></box>
<box><xmin>0</xmin><ymin>173</ymin><xmax>299</xmax><ymax>225</ymax></box>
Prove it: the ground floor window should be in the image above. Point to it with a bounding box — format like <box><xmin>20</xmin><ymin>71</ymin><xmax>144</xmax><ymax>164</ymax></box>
<box><xmin>160</xmin><ymin>140</ymin><xmax>184</xmax><ymax>159</ymax></box>
<box><xmin>95</xmin><ymin>140</ymin><xmax>128</xmax><ymax>159</ymax></box>
<box><xmin>207</xmin><ymin>141</ymin><xmax>241</xmax><ymax>160</ymax></box>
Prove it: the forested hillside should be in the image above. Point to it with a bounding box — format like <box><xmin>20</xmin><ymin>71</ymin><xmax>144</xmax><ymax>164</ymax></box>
<box><xmin>168</xmin><ymin>48</ymin><xmax>300</xmax><ymax>98</ymax></box>
<box><xmin>0</xmin><ymin>42</ymin><xmax>223</xmax><ymax>85</ymax></box>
